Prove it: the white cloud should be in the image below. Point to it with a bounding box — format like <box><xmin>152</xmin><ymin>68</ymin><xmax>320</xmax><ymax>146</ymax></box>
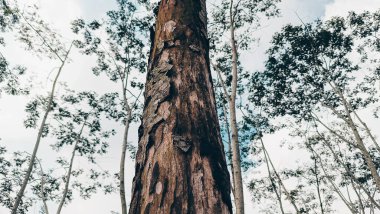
<box><xmin>324</xmin><ymin>0</ymin><xmax>380</xmax><ymax>18</ymax></box>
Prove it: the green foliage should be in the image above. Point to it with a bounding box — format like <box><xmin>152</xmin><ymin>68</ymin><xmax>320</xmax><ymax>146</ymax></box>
<box><xmin>72</xmin><ymin>0</ymin><xmax>151</xmax><ymax>82</ymax></box>
<box><xmin>0</xmin><ymin>59</ymin><xmax>28</xmax><ymax>96</ymax></box>
<box><xmin>0</xmin><ymin>1</ymin><xmax>29</xmax><ymax>96</ymax></box>
<box><xmin>0</xmin><ymin>0</ymin><xmax>19</xmax><ymax>39</ymax></box>
<box><xmin>249</xmin><ymin>14</ymin><xmax>378</xmax><ymax>120</ymax></box>
<box><xmin>24</xmin><ymin>91</ymin><xmax>116</xmax><ymax>162</ymax></box>
<box><xmin>247</xmin><ymin>10</ymin><xmax>380</xmax><ymax>213</ymax></box>
<box><xmin>72</xmin><ymin>0</ymin><xmax>152</xmax><ymax>128</ymax></box>
<box><xmin>348</xmin><ymin>10</ymin><xmax>380</xmax><ymax>52</ymax></box>
<box><xmin>14</xmin><ymin>90</ymin><xmax>119</xmax><ymax>210</ymax></box>
<box><xmin>17</xmin><ymin>5</ymin><xmax>67</xmax><ymax>60</ymax></box>
<box><xmin>0</xmin><ymin>149</ymin><xmax>61</xmax><ymax>214</ymax></box>
<box><xmin>210</xmin><ymin>0</ymin><xmax>280</xmax><ymax>52</ymax></box>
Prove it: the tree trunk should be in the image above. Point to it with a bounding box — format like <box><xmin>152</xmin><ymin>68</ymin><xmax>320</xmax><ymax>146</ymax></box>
<box><xmin>56</xmin><ymin>121</ymin><xmax>86</xmax><ymax>214</ymax></box>
<box><xmin>313</xmin><ymin>158</ymin><xmax>324</xmax><ymax>214</ymax></box>
<box><xmin>128</xmin><ymin>0</ymin><xmax>232</xmax><ymax>213</ymax></box>
<box><xmin>213</xmin><ymin>66</ymin><xmax>236</xmax><ymax>197</ymax></box>
<box><xmin>120</xmin><ymin>108</ymin><xmax>131</xmax><ymax>214</ymax></box>
<box><xmin>262</xmin><ymin>141</ymin><xmax>285</xmax><ymax>214</ymax></box>
<box><xmin>313</xmin><ymin>126</ymin><xmax>380</xmax><ymax>210</ymax></box>
<box><xmin>11</xmin><ymin>44</ymin><xmax>72</xmax><ymax>214</ymax></box>
<box><xmin>37</xmin><ymin>159</ymin><xmax>49</xmax><ymax>214</ymax></box>
<box><xmin>261</xmin><ymin>138</ymin><xmax>300</xmax><ymax>214</ymax></box>
<box><xmin>221</xmin><ymin>102</ymin><xmax>236</xmax><ymax>198</ymax></box>
<box><xmin>311</xmin><ymin>147</ymin><xmax>357</xmax><ymax>213</ymax></box>
<box><xmin>329</xmin><ymin>82</ymin><xmax>380</xmax><ymax>190</ymax></box>
<box><xmin>229</xmin><ymin>0</ymin><xmax>245</xmax><ymax>212</ymax></box>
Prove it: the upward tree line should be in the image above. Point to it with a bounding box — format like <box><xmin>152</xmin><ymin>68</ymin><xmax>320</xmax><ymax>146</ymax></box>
<box><xmin>1</xmin><ymin>0</ymin><xmax>380</xmax><ymax>213</ymax></box>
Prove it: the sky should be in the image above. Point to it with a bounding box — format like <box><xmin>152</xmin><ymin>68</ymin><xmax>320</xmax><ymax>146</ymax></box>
<box><xmin>1</xmin><ymin>0</ymin><xmax>380</xmax><ymax>213</ymax></box>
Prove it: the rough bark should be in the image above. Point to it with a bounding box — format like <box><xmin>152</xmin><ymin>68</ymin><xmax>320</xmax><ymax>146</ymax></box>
<box><xmin>128</xmin><ymin>0</ymin><xmax>232</xmax><ymax>213</ymax></box>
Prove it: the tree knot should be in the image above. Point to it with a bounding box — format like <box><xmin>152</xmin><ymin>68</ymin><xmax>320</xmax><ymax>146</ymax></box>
<box><xmin>173</xmin><ymin>135</ymin><xmax>192</xmax><ymax>153</ymax></box>
<box><xmin>152</xmin><ymin>62</ymin><xmax>173</xmax><ymax>74</ymax></box>
<box><xmin>189</xmin><ymin>44</ymin><xmax>201</xmax><ymax>53</ymax></box>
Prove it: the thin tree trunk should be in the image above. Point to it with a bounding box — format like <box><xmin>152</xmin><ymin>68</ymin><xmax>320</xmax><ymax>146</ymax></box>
<box><xmin>37</xmin><ymin>159</ymin><xmax>49</xmax><ymax>214</ymax></box>
<box><xmin>56</xmin><ymin>121</ymin><xmax>86</xmax><ymax>214</ymax></box>
<box><xmin>346</xmin><ymin>186</ymin><xmax>354</xmax><ymax>210</ymax></box>
<box><xmin>213</xmin><ymin>62</ymin><xmax>236</xmax><ymax>197</ymax></box>
<box><xmin>311</xmin><ymin>147</ymin><xmax>357</xmax><ymax>213</ymax></box>
<box><xmin>313</xmin><ymin>158</ymin><xmax>324</xmax><ymax>214</ymax></box>
<box><xmin>329</xmin><ymin>82</ymin><xmax>380</xmax><ymax>190</ymax></box>
<box><xmin>343</xmin><ymin>107</ymin><xmax>380</xmax><ymax>191</ymax></box>
<box><xmin>351</xmin><ymin>180</ymin><xmax>365</xmax><ymax>214</ymax></box>
<box><xmin>261</xmin><ymin>140</ymin><xmax>285</xmax><ymax>214</ymax></box>
<box><xmin>371</xmin><ymin>191</ymin><xmax>377</xmax><ymax>214</ymax></box>
<box><xmin>12</xmin><ymin>44</ymin><xmax>72</xmax><ymax>214</ymax></box>
<box><xmin>260</xmin><ymin>138</ymin><xmax>300</xmax><ymax>213</ymax></box>
<box><xmin>320</xmin><ymin>162</ymin><xmax>356</xmax><ymax>213</ymax></box>
<box><xmin>129</xmin><ymin>0</ymin><xmax>232</xmax><ymax>213</ymax></box>
<box><xmin>211</xmin><ymin>62</ymin><xmax>230</xmax><ymax>102</ymax></box>
<box><xmin>313</xmin><ymin>125</ymin><xmax>380</xmax><ymax>210</ymax></box>
<box><xmin>352</xmin><ymin>110</ymin><xmax>380</xmax><ymax>152</ymax></box>
<box><xmin>311</xmin><ymin>113</ymin><xmax>354</xmax><ymax>147</ymax></box>
<box><xmin>329</xmin><ymin>82</ymin><xmax>380</xmax><ymax>152</ymax></box>
<box><xmin>119</xmin><ymin>83</ymin><xmax>142</xmax><ymax>214</ymax></box>
<box><xmin>222</xmin><ymin>101</ymin><xmax>236</xmax><ymax>197</ymax></box>
<box><xmin>120</xmin><ymin>108</ymin><xmax>131</xmax><ymax>214</ymax></box>
<box><xmin>228</xmin><ymin>0</ymin><xmax>244</xmax><ymax>212</ymax></box>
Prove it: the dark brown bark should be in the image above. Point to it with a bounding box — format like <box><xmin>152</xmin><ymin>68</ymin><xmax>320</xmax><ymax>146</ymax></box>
<box><xmin>128</xmin><ymin>0</ymin><xmax>232</xmax><ymax>213</ymax></box>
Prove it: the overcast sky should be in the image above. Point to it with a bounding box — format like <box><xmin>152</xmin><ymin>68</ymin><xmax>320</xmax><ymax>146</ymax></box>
<box><xmin>1</xmin><ymin>0</ymin><xmax>380</xmax><ymax>213</ymax></box>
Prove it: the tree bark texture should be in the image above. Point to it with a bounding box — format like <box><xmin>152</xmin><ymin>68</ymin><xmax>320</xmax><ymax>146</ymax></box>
<box><xmin>128</xmin><ymin>0</ymin><xmax>232</xmax><ymax>213</ymax></box>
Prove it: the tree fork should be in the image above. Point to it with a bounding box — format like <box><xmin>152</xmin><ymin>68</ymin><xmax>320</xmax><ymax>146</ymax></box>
<box><xmin>128</xmin><ymin>0</ymin><xmax>232</xmax><ymax>213</ymax></box>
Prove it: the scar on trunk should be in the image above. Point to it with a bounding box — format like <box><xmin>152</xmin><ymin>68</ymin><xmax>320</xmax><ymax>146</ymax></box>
<box><xmin>173</xmin><ymin>135</ymin><xmax>192</xmax><ymax>152</ymax></box>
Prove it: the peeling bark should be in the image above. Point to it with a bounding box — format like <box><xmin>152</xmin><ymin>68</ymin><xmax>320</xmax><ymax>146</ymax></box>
<box><xmin>129</xmin><ymin>0</ymin><xmax>232</xmax><ymax>213</ymax></box>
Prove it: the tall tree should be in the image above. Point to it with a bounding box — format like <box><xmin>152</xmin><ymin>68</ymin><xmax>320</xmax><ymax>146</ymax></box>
<box><xmin>10</xmin><ymin>5</ymin><xmax>74</xmax><ymax>213</ymax></box>
<box><xmin>248</xmin><ymin>10</ymin><xmax>380</xmax><ymax>212</ymax></box>
<box><xmin>209</xmin><ymin>1</ymin><xmax>280</xmax><ymax>212</ymax></box>
<box><xmin>129</xmin><ymin>0</ymin><xmax>232</xmax><ymax>213</ymax></box>
<box><xmin>71</xmin><ymin>1</ymin><xmax>151</xmax><ymax>212</ymax></box>
<box><xmin>250</xmin><ymin>12</ymin><xmax>380</xmax><ymax>189</ymax></box>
